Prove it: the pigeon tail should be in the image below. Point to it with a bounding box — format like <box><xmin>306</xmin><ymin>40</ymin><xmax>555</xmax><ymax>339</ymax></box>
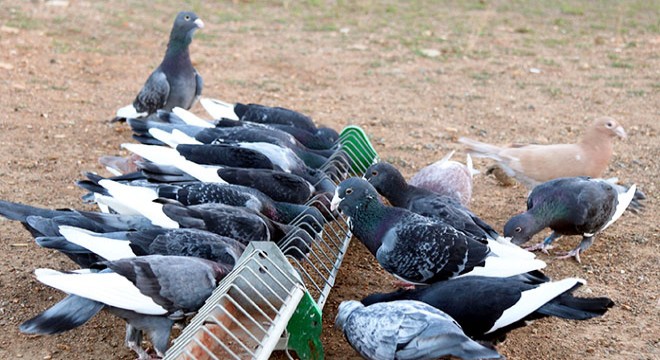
<box><xmin>600</xmin><ymin>183</ymin><xmax>636</xmax><ymax>232</ymax></box>
<box><xmin>536</xmin><ymin>285</ymin><xmax>614</xmax><ymax>320</ymax></box>
<box><xmin>466</xmin><ymin>154</ymin><xmax>479</xmax><ymax>176</ymax></box>
<box><xmin>200</xmin><ymin>97</ymin><xmax>239</xmax><ymax>120</ymax></box>
<box><xmin>458</xmin><ymin>137</ymin><xmax>506</xmax><ymax>161</ymax></box>
<box><xmin>20</xmin><ymin>295</ymin><xmax>105</xmax><ymax>335</ymax></box>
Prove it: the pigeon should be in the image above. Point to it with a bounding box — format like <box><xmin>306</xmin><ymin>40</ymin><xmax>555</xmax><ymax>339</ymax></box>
<box><xmin>116</xmin><ymin>12</ymin><xmax>204</xmax><ymax>119</ymax></box>
<box><xmin>20</xmin><ymin>255</ymin><xmax>231</xmax><ymax>360</ymax></box>
<box><xmin>364</xmin><ymin>161</ymin><xmax>503</xmax><ymax>243</ymax></box>
<box><xmin>47</xmin><ymin>226</ymin><xmax>245</xmax><ymax>265</ymax></box>
<box><xmin>200</xmin><ymin>97</ymin><xmax>319</xmax><ymax>133</ymax></box>
<box><xmin>408</xmin><ymin>151</ymin><xmax>477</xmax><ymax>206</ymax></box>
<box><xmin>330</xmin><ymin>177</ymin><xmax>545</xmax><ymax>284</ymax></box>
<box><xmin>335</xmin><ymin>300</ymin><xmax>502</xmax><ymax>360</ymax></box>
<box><xmin>362</xmin><ymin>273</ymin><xmax>614</xmax><ymax>339</ymax></box>
<box><xmin>76</xmin><ymin>178</ymin><xmax>326</xmax><ymax>232</ymax></box>
<box><xmin>127</xmin><ymin>116</ymin><xmax>335</xmax><ymax>168</ymax></box>
<box><xmin>459</xmin><ymin>117</ymin><xmax>627</xmax><ymax>188</ymax></box>
<box><xmin>503</xmin><ymin>177</ymin><xmax>637</xmax><ymax>262</ymax></box>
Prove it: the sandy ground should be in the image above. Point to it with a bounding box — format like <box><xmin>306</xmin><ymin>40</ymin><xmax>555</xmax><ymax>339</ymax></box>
<box><xmin>0</xmin><ymin>1</ymin><xmax>658</xmax><ymax>359</ymax></box>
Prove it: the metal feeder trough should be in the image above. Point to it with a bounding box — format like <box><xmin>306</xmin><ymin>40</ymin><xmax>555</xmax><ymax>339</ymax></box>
<box><xmin>165</xmin><ymin>126</ymin><xmax>379</xmax><ymax>360</ymax></box>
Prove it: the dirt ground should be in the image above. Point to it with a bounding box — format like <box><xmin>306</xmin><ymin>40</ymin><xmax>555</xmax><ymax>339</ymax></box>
<box><xmin>0</xmin><ymin>1</ymin><xmax>658</xmax><ymax>359</ymax></box>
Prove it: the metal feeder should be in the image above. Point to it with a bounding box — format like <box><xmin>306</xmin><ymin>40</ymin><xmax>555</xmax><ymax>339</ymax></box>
<box><xmin>164</xmin><ymin>126</ymin><xmax>378</xmax><ymax>360</ymax></box>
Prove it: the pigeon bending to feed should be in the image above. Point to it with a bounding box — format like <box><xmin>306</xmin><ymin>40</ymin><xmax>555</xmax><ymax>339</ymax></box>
<box><xmin>331</xmin><ymin>178</ymin><xmax>545</xmax><ymax>284</ymax></box>
<box><xmin>364</xmin><ymin>162</ymin><xmax>504</xmax><ymax>244</ymax></box>
<box><xmin>20</xmin><ymin>255</ymin><xmax>231</xmax><ymax>360</ymax></box>
<box><xmin>504</xmin><ymin>177</ymin><xmax>636</xmax><ymax>263</ymax></box>
<box><xmin>116</xmin><ymin>12</ymin><xmax>204</xmax><ymax>120</ymax></box>
<box><xmin>409</xmin><ymin>151</ymin><xmax>477</xmax><ymax>206</ymax></box>
<box><xmin>362</xmin><ymin>273</ymin><xmax>613</xmax><ymax>339</ymax></box>
<box><xmin>459</xmin><ymin>117</ymin><xmax>627</xmax><ymax>188</ymax></box>
<box><xmin>336</xmin><ymin>300</ymin><xmax>502</xmax><ymax>360</ymax></box>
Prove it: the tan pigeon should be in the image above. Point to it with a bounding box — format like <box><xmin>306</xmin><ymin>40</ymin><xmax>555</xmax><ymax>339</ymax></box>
<box><xmin>459</xmin><ymin>117</ymin><xmax>626</xmax><ymax>188</ymax></box>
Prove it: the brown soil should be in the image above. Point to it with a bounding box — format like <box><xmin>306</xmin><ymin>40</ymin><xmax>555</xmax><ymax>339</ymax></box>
<box><xmin>1</xmin><ymin>2</ymin><xmax>658</xmax><ymax>359</ymax></box>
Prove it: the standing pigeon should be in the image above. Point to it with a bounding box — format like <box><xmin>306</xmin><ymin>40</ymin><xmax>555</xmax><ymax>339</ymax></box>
<box><xmin>331</xmin><ymin>178</ymin><xmax>545</xmax><ymax>284</ymax></box>
<box><xmin>116</xmin><ymin>12</ymin><xmax>204</xmax><ymax>119</ymax></box>
<box><xmin>408</xmin><ymin>151</ymin><xmax>477</xmax><ymax>206</ymax></box>
<box><xmin>459</xmin><ymin>117</ymin><xmax>626</xmax><ymax>188</ymax></box>
<box><xmin>335</xmin><ymin>300</ymin><xmax>502</xmax><ymax>360</ymax></box>
<box><xmin>362</xmin><ymin>274</ymin><xmax>613</xmax><ymax>339</ymax></box>
<box><xmin>503</xmin><ymin>177</ymin><xmax>636</xmax><ymax>262</ymax></box>
<box><xmin>364</xmin><ymin>161</ymin><xmax>502</xmax><ymax>243</ymax></box>
<box><xmin>20</xmin><ymin>255</ymin><xmax>231</xmax><ymax>360</ymax></box>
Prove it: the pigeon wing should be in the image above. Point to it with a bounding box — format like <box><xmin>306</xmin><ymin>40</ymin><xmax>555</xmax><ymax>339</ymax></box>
<box><xmin>134</xmin><ymin>71</ymin><xmax>171</xmax><ymax>114</ymax></box>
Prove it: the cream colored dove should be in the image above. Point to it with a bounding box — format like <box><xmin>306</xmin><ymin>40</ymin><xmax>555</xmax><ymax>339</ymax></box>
<box><xmin>459</xmin><ymin>117</ymin><xmax>626</xmax><ymax>188</ymax></box>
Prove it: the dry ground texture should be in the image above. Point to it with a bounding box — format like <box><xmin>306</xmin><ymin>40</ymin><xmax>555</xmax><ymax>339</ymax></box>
<box><xmin>0</xmin><ymin>1</ymin><xmax>658</xmax><ymax>359</ymax></box>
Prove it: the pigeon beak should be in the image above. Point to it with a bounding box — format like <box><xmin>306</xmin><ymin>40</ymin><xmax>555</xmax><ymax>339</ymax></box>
<box><xmin>195</xmin><ymin>18</ymin><xmax>205</xmax><ymax>29</ymax></box>
<box><xmin>330</xmin><ymin>191</ymin><xmax>342</xmax><ymax>212</ymax></box>
<box><xmin>614</xmin><ymin>126</ymin><xmax>626</xmax><ymax>139</ymax></box>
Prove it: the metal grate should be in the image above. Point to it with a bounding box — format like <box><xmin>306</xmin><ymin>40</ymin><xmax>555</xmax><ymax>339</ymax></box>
<box><xmin>165</xmin><ymin>126</ymin><xmax>378</xmax><ymax>360</ymax></box>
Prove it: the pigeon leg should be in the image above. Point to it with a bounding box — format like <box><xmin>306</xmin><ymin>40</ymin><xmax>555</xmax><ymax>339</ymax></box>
<box><xmin>525</xmin><ymin>231</ymin><xmax>560</xmax><ymax>254</ymax></box>
<box><xmin>556</xmin><ymin>236</ymin><xmax>594</xmax><ymax>263</ymax></box>
<box><xmin>125</xmin><ymin>324</ymin><xmax>149</xmax><ymax>360</ymax></box>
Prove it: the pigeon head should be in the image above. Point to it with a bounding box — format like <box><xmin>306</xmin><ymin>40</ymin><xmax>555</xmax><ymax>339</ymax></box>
<box><xmin>169</xmin><ymin>11</ymin><xmax>204</xmax><ymax>46</ymax></box>
<box><xmin>503</xmin><ymin>212</ymin><xmax>538</xmax><ymax>245</ymax></box>
<box><xmin>363</xmin><ymin>162</ymin><xmax>407</xmax><ymax>198</ymax></box>
<box><xmin>335</xmin><ymin>300</ymin><xmax>364</xmax><ymax>330</ymax></box>
<box><xmin>330</xmin><ymin>177</ymin><xmax>379</xmax><ymax>216</ymax></box>
<box><xmin>590</xmin><ymin>116</ymin><xmax>626</xmax><ymax>139</ymax></box>
<box><xmin>317</xmin><ymin>127</ymin><xmax>340</xmax><ymax>146</ymax></box>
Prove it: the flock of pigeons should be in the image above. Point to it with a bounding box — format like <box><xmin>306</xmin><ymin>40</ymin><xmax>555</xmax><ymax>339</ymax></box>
<box><xmin>1</xmin><ymin>10</ymin><xmax>647</xmax><ymax>360</ymax></box>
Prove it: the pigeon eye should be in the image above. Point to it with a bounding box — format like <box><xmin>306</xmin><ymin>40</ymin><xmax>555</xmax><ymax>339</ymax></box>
<box><xmin>184</xmin><ymin>15</ymin><xmax>191</xmax><ymax>21</ymax></box>
<box><xmin>606</xmin><ymin>121</ymin><xmax>613</xmax><ymax>128</ymax></box>
<box><xmin>371</xmin><ymin>170</ymin><xmax>378</xmax><ymax>176</ymax></box>
<box><xmin>515</xmin><ymin>227</ymin><xmax>522</xmax><ymax>233</ymax></box>
<box><xmin>345</xmin><ymin>188</ymin><xmax>353</xmax><ymax>195</ymax></box>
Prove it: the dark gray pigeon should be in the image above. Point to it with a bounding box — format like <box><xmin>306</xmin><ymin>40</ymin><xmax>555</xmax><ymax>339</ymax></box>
<box><xmin>504</xmin><ymin>176</ymin><xmax>636</xmax><ymax>263</ymax></box>
<box><xmin>362</xmin><ymin>273</ymin><xmax>613</xmax><ymax>340</ymax></box>
<box><xmin>335</xmin><ymin>300</ymin><xmax>502</xmax><ymax>360</ymax></box>
<box><xmin>116</xmin><ymin>11</ymin><xmax>204</xmax><ymax>119</ymax></box>
<box><xmin>20</xmin><ymin>255</ymin><xmax>231</xmax><ymax>359</ymax></box>
<box><xmin>330</xmin><ymin>178</ymin><xmax>544</xmax><ymax>284</ymax></box>
<box><xmin>364</xmin><ymin>161</ymin><xmax>502</xmax><ymax>243</ymax></box>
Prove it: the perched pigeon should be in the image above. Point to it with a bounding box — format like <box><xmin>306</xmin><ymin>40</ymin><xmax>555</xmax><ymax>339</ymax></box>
<box><xmin>116</xmin><ymin>12</ymin><xmax>204</xmax><ymax>119</ymax></box>
<box><xmin>335</xmin><ymin>300</ymin><xmax>502</xmax><ymax>360</ymax></box>
<box><xmin>503</xmin><ymin>177</ymin><xmax>636</xmax><ymax>262</ymax></box>
<box><xmin>364</xmin><ymin>161</ymin><xmax>502</xmax><ymax>243</ymax></box>
<box><xmin>459</xmin><ymin>117</ymin><xmax>626</xmax><ymax>188</ymax></box>
<box><xmin>408</xmin><ymin>151</ymin><xmax>477</xmax><ymax>206</ymax></box>
<box><xmin>362</xmin><ymin>273</ymin><xmax>613</xmax><ymax>339</ymax></box>
<box><xmin>331</xmin><ymin>178</ymin><xmax>545</xmax><ymax>284</ymax></box>
<box><xmin>20</xmin><ymin>255</ymin><xmax>231</xmax><ymax>360</ymax></box>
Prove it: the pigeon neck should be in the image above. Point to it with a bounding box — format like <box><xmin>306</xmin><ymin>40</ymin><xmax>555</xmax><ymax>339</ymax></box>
<box><xmin>165</xmin><ymin>36</ymin><xmax>192</xmax><ymax>61</ymax></box>
<box><xmin>580</xmin><ymin>130</ymin><xmax>614</xmax><ymax>171</ymax></box>
<box><xmin>529</xmin><ymin>200</ymin><xmax>566</xmax><ymax>230</ymax></box>
<box><xmin>350</xmin><ymin>197</ymin><xmax>388</xmax><ymax>256</ymax></box>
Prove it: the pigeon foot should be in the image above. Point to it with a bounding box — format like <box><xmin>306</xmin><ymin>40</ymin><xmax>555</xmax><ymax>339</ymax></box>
<box><xmin>524</xmin><ymin>242</ymin><xmax>554</xmax><ymax>254</ymax></box>
<box><xmin>556</xmin><ymin>248</ymin><xmax>581</xmax><ymax>263</ymax></box>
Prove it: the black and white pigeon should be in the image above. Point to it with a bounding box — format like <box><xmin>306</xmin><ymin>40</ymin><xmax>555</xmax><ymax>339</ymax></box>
<box><xmin>503</xmin><ymin>176</ymin><xmax>636</xmax><ymax>263</ymax></box>
<box><xmin>116</xmin><ymin>12</ymin><xmax>204</xmax><ymax>119</ymax></box>
<box><xmin>330</xmin><ymin>178</ymin><xmax>545</xmax><ymax>284</ymax></box>
<box><xmin>364</xmin><ymin>161</ymin><xmax>504</xmax><ymax>244</ymax></box>
<box><xmin>77</xmin><ymin>178</ymin><xmax>326</xmax><ymax>232</ymax></box>
<box><xmin>362</xmin><ymin>273</ymin><xmax>614</xmax><ymax>339</ymax></box>
<box><xmin>44</xmin><ymin>225</ymin><xmax>245</xmax><ymax>265</ymax></box>
<box><xmin>20</xmin><ymin>255</ymin><xmax>231</xmax><ymax>360</ymax></box>
<box><xmin>335</xmin><ymin>300</ymin><xmax>502</xmax><ymax>360</ymax></box>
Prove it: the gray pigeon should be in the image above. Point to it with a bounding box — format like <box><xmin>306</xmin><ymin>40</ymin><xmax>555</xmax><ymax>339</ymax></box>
<box><xmin>20</xmin><ymin>255</ymin><xmax>231</xmax><ymax>360</ymax></box>
<box><xmin>335</xmin><ymin>300</ymin><xmax>502</xmax><ymax>360</ymax></box>
<box><xmin>504</xmin><ymin>177</ymin><xmax>636</xmax><ymax>262</ymax></box>
<box><xmin>116</xmin><ymin>11</ymin><xmax>204</xmax><ymax>119</ymax></box>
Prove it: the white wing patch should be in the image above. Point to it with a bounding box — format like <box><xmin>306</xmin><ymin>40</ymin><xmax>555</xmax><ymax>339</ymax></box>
<box><xmin>486</xmin><ymin>278</ymin><xmax>583</xmax><ymax>333</ymax></box>
<box><xmin>35</xmin><ymin>269</ymin><xmax>168</xmax><ymax>315</ymax></box>
<box><xmin>59</xmin><ymin>225</ymin><xmax>136</xmax><ymax>261</ymax></box>
<box><xmin>200</xmin><ymin>97</ymin><xmax>239</xmax><ymax>121</ymax></box>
